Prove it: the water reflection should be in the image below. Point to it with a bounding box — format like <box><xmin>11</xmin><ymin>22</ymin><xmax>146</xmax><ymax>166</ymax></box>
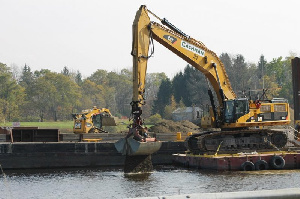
<box><xmin>1</xmin><ymin>166</ymin><xmax>300</xmax><ymax>199</ymax></box>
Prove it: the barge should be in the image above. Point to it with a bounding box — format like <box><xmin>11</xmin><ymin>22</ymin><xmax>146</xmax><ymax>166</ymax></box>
<box><xmin>0</xmin><ymin>127</ymin><xmax>186</xmax><ymax>170</ymax></box>
<box><xmin>1</xmin><ymin>127</ymin><xmax>300</xmax><ymax>171</ymax></box>
<box><xmin>173</xmin><ymin>151</ymin><xmax>300</xmax><ymax>171</ymax></box>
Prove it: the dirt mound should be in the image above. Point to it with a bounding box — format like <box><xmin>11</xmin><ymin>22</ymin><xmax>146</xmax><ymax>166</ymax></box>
<box><xmin>149</xmin><ymin>120</ymin><xmax>201</xmax><ymax>134</ymax></box>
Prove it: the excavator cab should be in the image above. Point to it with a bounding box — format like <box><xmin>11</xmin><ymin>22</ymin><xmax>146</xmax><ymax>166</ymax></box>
<box><xmin>91</xmin><ymin>113</ymin><xmax>116</xmax><ymax>132</ymax></box>
<box><xmin>92</xmin><ymin>114</ymin><xmax>102</xmax><ymax>129</ymax></box>
<box><xmin>223</xmin><ymin>99</ymin><xmax>249</xmax><ymax>123</ymax></box>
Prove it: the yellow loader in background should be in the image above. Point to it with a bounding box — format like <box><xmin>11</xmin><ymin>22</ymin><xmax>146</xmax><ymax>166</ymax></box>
<box><xmin>72</xmin><ymin>106</ymin><xmax>116</xmax><ymax>134</ymax></box>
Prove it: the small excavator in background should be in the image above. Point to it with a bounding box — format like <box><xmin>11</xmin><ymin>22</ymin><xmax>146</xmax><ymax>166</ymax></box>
<box><xmin>116</xmin><ymin>5</ymin><xmax>291</xmax><ymax>155</ymax></box>
<box><xmin>72</xmin><ymin>106</ymin><xmax>116</xmax><ymax>134</ymax></box>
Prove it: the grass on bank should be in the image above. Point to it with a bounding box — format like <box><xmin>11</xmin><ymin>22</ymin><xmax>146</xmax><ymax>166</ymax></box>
<box><xmin>0</xmin><ymin>118</ymin><xmax>134</xmax><ymax>134</ymax></box>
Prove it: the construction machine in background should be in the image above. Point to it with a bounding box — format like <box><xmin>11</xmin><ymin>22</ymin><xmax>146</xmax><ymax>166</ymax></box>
<box><xmin>72</xmin><ymin>106</ymin><xmax>116</xmax><ymax>134</ymax></box>
<box><xmin>116</xmin><ymin>5</ymin><xmax>290</xmax><ymax>155</ymax></box>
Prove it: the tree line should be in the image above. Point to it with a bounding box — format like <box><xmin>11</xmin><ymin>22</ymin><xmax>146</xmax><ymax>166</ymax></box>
<box><xmin>0</xmin><ymin>53</ymin><xmax>296</xmax><ymax>122</ymax></box>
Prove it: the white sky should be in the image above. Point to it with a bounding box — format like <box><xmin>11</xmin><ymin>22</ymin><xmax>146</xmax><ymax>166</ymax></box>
<box><xmin>0</xmin><ymin>0</ymin><xmax>299</xmax><ymax>78</ymax></box>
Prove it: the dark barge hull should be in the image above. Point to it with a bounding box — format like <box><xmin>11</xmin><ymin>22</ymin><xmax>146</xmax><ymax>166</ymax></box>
<box><xmin>0</xmin><ymin>141</ymin><xmax>185</xmax><ymax>169</ymax></box>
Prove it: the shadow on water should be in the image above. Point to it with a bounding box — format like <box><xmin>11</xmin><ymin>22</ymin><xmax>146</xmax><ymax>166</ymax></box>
<box><xmin>124</xmin><ymin>172</ymin><xmax>152</xmax><ymax>181</ymax></box>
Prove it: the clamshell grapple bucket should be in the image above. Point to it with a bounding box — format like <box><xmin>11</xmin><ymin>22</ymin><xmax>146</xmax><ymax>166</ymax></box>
<box><xmin>115</xmin><ymin>137</ymin><xmax>162</xmax><ymax>156</ymax></box>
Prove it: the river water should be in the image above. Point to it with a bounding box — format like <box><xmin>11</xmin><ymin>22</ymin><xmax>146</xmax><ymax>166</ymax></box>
<box><xmin>1</xmin><ymin>166</ymin><xmax>300</xmax><ymax>199</ymax></box>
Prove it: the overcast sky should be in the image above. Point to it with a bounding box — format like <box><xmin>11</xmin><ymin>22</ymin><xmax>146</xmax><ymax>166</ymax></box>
<box><xmin>1</xmin><ymin>0</ymin><xmax>299</xmax><ymax>78</ymax></box>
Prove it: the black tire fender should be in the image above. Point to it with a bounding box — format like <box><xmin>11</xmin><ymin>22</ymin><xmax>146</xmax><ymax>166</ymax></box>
<box><xmin>270</xmin><ymin>155</ymin><xmax>285</xmax><ymax>169</ymax></box>
<box><xmin>241</xmin><ymin>161</ymin><xmax>255</xmax><ymax>171</ymax></box>
<box><xmin>255</xmin><ymin>160</ymin><xmax>269</xmax><ymax>170</ymax></box>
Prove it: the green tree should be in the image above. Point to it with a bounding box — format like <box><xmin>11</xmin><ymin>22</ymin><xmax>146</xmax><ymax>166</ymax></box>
<box><xmin>61</xmin><ymin>66</ymin><xmax>70</xmax><ymax>77</ymax></box>
<box><xmin>184</xmin><ymin>65</ymin><xmax>209</xmax><ymax>106</ymax></box>
<box><xmin>279</xmin><ymin>55</ymin><xmax>294</xmax><ymax>105</ymax></box>
<box><xmin>75</xmin><ymin>70</ymin><xmax>83</xmax><ymax>86</ymax></box>
<box><xmin>146</xmin><ymin>113</ymin><xmax>162</xmax><ymax>124</ymax></box>
<box><xmin>33</xmin><ymin>71</ymin><xmax>81</xmax><ymax>121</ymax></box>
<box><xmin>144</xmin><ymin>72</ymin><xmax>168</xmax><ymax>117</ymax></box>
<box><xmin>19</xmin><ymin>64</ymin><xmax>34</xmax><ymax>87</ymax></box>
<box><xmin>257</xmin><ymin>55</ymin><xmax>267</xmax><ymax>80</ymax></box>
<box><xmin>265</xmin><ymin>57</ymin><xmax>285</xmax><ymax>85</ymax></box>
<box><xmin>107</xmin><ymin>70</ymin><xmax>131</xmax><ymax>116</ymax></box>
<box><xmin>261</xmin><ymin>55</ymin><xmax>293</xmax><ymax>102</ymax></box>
<box><xmin>79</xmin><ymin>79</ymin><xmax>106</xmax><ymax>110</ymax></box>
<box><xmin>219</xmin><ymin>53</ymin><xmax>233</xmax><ymax>81</ymax></box>
<box><xmin>172</xmin><ymin>65</ymin><xmax>209</xmax><ymax>108</ymax></box>
<box><xmin>163</xmin><ymin>95</ymin><xmax>177</xmax><ymax>119</ymax></box>
<box><xmin>258</xmin><ymin>75</ymin><xmax>280</xmax><ymax>99</ymax></box>
<box><xmin>231</xmin><ymin>54</ymin><xmax>249</xmax><ymax>94</ymax></box>
<box><xmin>172</xmin><ymin>71</ymin><xmax>185</xmax><ymax>103</ymax></box>
<box><xmin>87</xmin><ymin>69</ymin><xmax>108</xmax><ymax>85</ymax></box>
<box><xmin>152</xmin><ymin>78</ymin><xmax>172</xmax><ymax>117</ymax></box>
<box><xmin>0</xmin><ymin>63</ymin><xmax>26</xmax><ymax>122</ymax></box>
<box><xmin>19</xmin><ymin>64</ymin><xmax>38</xmax><ymax>121</ymax></box>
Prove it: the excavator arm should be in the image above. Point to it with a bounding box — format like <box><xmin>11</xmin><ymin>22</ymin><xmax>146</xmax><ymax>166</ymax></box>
<box><xmin>131</xmin><ymin>6</ymin><xmax>151</xmax><ymax>127</ymax></box>
<box><xmin>131</xmin><ymin>5</ymin><xmax>236</xmax><ymax>127</ymax></box>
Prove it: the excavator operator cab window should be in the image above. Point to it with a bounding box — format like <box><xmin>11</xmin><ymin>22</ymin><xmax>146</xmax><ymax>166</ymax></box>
<box><xmin>92</xmin><ymin>114</ymin><xmax>102</xmax><ymax>129</ymax></box>
<box><xmin>224</xmin><ymin>100</ymin><xmax>235</xmax><ymax>123</ymax></box>
<box><xmin>224</xmin><ymin>99</ymin><xmax>249</xmax><ymax>123</ymax></box>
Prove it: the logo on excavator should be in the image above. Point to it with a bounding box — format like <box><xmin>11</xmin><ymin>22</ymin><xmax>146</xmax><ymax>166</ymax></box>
<box><xmin>181</xmin><ymin>41</ymin><xmax>205</xmax><ymax>57</ymax></box>
<box><xmin>74</xmin><ymin>122</ymin><xmax>81</xmax><ymax>129</ymax></box>
<box><xmin>163</xmin><ymin>35</ymin><xmax>177</xmax><ymax>44</ymax></box>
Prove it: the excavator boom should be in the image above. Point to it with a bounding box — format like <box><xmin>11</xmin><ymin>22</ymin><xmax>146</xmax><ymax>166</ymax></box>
<box><xmin>132</xmin><ymin>5</ymin><xmax>236</xmax><ymax>112</ymax></box>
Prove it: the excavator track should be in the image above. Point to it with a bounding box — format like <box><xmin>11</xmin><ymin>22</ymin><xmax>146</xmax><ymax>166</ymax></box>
<box><xmin>185</xmin><ymin>129</ymin><xmax>288</xmax><ymax>154</ymax></box>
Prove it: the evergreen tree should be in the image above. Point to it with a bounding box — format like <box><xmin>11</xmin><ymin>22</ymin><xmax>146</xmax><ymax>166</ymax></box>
<box><xmin>144</xmin><ymin>72</ymin><xmax>168</xmax><ymax>117</ymax></box>
<box><xmin>231</xmin><ymin>54</ymin><xmax>249</xmax><ymax>95</ymax></box>
<box><xmin>219</xmin><ymin>53</ymin><xmax>233</xmax><ymax>77</ymax></box>
<box><xmin>19</xmin><ymin>64</ymin><xmax>34</xmax><ymax>87</ymax></box>
<box><xmin>19</xmin><ymin>64</ymin><xmax>37</xmax><ymax>120</ymax></box>
<box><xmin>172</xmin><ymin>71</ymin><xmax>185</xmax><ymax>103</ymax></box>
<box><xmin>257</xmin><ymin>55</ymin><xmax>267</xmax><ymax>80</ymax></box>
<box><xmin>75</xmin><ymin>70</ymin><xmax>83</xmax><ymax>86</ymax></box>
<box><xmin>152</xmin><ymin>78</ymin><xmax>172</xmax><ymax>116</ymax></box>
<box><xmin>61</xmin><ymin>66</ymin><xmax>70</xmax><ymax>76</ymax></box>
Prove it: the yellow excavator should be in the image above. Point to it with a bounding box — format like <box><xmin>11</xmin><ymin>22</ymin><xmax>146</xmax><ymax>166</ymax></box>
<box><xmin>116</xmin><ymin>5</ymin><xmax>290</xmax><ymax>155</ymax></box>
<box><xmin>72</xmin><ymin>106</ymin><xmax>116</xmax><ymax>134</ymax></box>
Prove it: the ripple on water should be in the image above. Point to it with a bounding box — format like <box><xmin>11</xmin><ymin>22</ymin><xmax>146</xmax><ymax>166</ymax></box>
<box><xmin>1</xmin><ymin>166</ymin><xmax>300</xmax><ymax>199</ymax></box>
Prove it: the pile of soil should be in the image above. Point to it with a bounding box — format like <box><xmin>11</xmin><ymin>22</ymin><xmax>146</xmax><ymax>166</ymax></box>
<box><xmin>149</xmin><ymin>120</ymin><xmax>201</xmax><ymax>134</ymax></box>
